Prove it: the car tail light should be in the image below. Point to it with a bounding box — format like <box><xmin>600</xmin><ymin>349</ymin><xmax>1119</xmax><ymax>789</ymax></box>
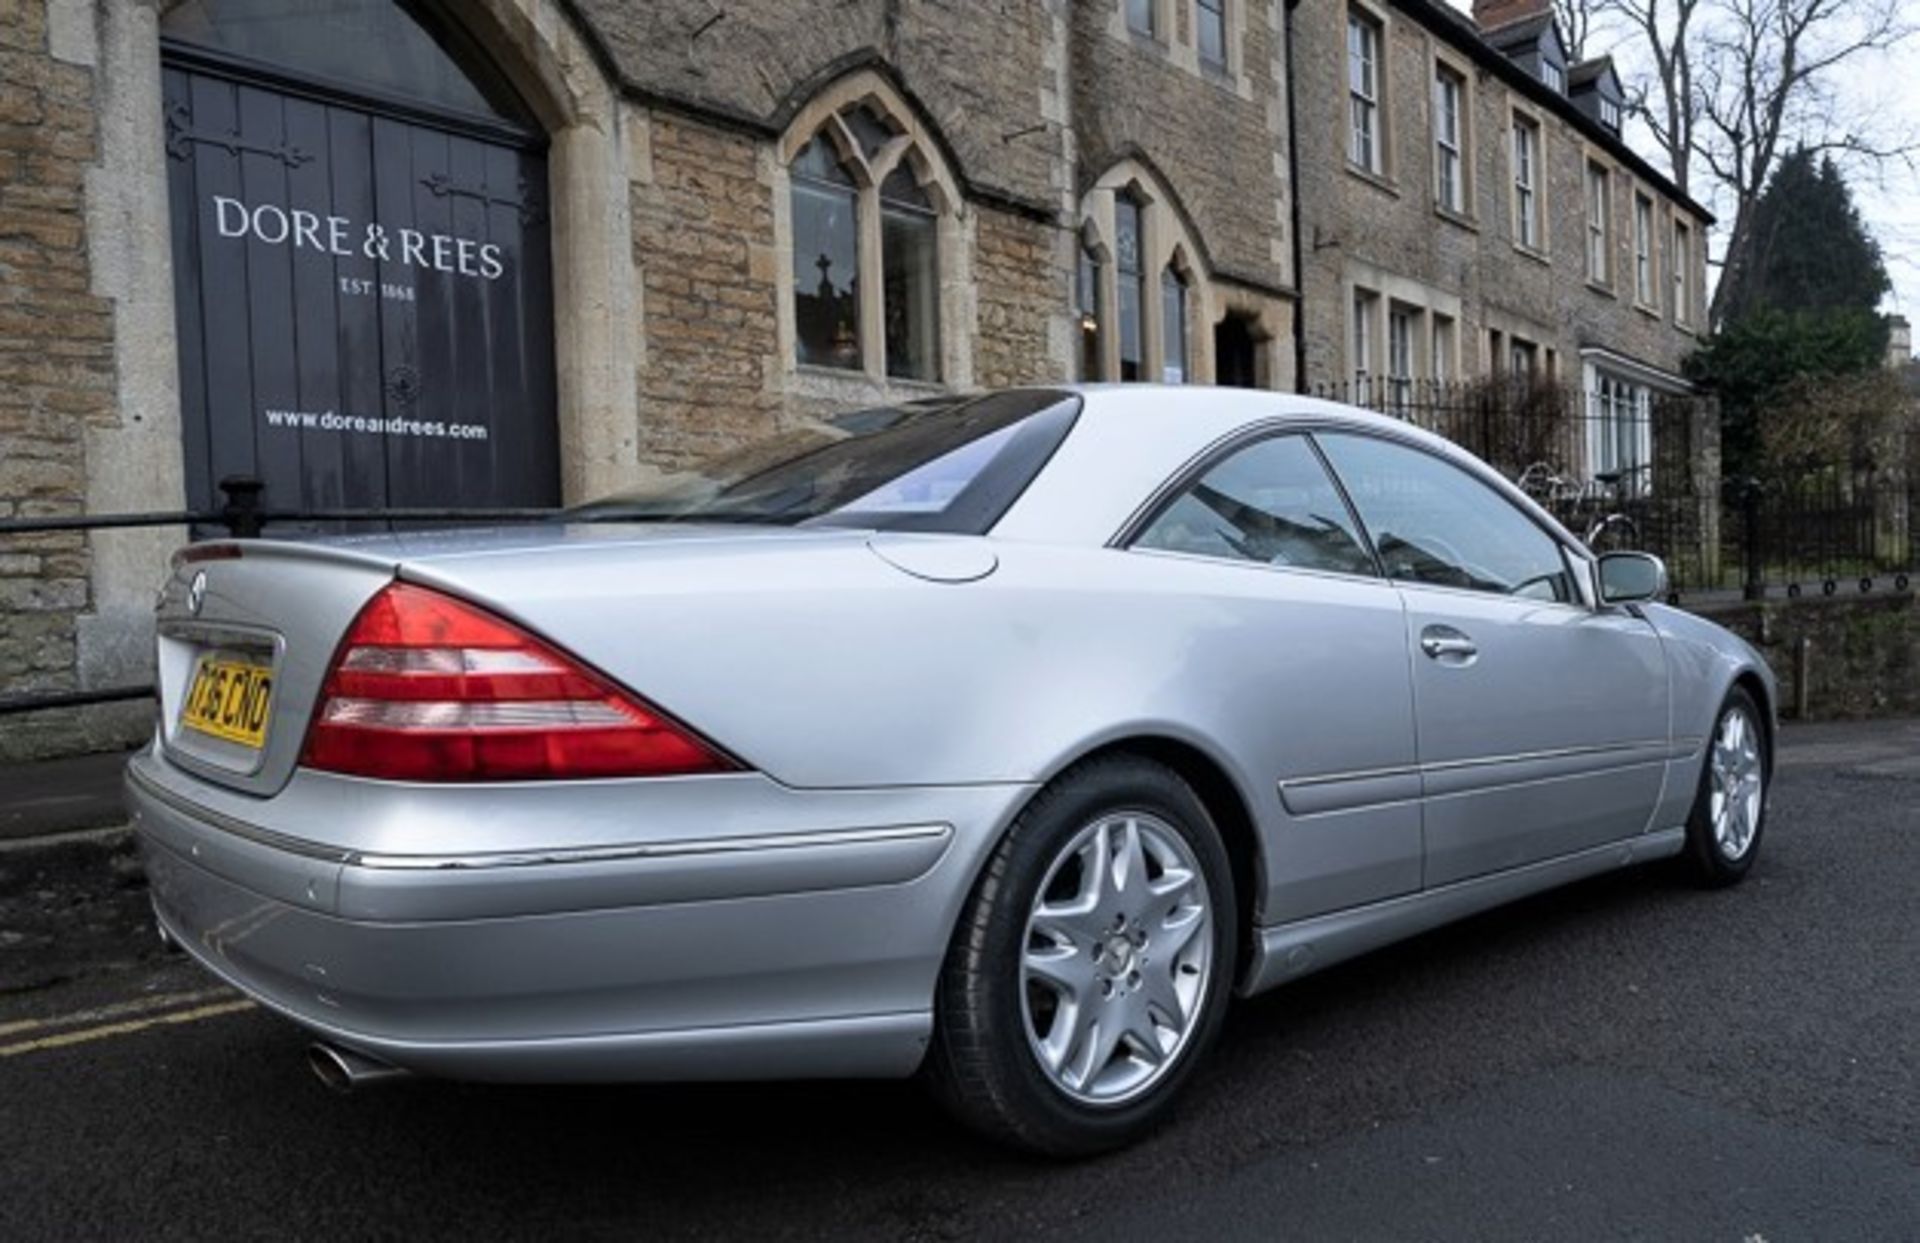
<box><xmin>300</xmin><ymin>582</ymin><xmax>740</xmax><ymax>782</ymax></box>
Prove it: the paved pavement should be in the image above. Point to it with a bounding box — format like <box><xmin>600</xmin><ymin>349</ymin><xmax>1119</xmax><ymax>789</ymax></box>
<box><xmin>0</xmin><ymin>748</ymin><xmax>136</xmax><ymax>842</ymax></box>
<box><xmin>1</xmin><ymin>720</ymin><xmax>1915</xmax><ymax>1241</ymax></box>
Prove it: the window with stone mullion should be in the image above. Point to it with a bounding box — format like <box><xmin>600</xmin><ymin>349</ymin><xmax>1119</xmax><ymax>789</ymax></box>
<box><xmin>789</xmin><ymin>108</ymin><xmax>942</xmax><ymax>380</ymax></box>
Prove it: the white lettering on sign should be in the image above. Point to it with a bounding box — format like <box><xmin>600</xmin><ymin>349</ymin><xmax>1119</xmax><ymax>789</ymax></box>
<box><xmin>209</xmin><ymin>194</ymin><xmax>507</xmax><ymax>281</ymax></box>
<box><xmin>263</xmin><ymin>408</ymin><xmax>489</xmax><ymax>441</ymax></box>
<box><xmin>338</xmin><ymin>276</ymin><xmax>415</xmax><ymax>302</ymax></box>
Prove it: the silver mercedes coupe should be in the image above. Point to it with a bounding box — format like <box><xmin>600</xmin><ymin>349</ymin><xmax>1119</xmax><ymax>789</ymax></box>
<box><xmin>129</xmin><ymin>386</ymin><xmax>1775</xmax><ymax>1155</ymax></box>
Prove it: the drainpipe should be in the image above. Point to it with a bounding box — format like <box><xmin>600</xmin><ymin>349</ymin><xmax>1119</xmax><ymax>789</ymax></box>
<box><xmin>1284</xmin><ymin>0</ymin><xmax>1307</xmax><ymax>393</ymax></box>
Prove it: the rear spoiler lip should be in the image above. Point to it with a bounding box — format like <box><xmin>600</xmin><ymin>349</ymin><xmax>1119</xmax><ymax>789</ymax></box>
<box><xmin>170</xmin><ymin>537</ymin><xmax>404</xmax><ymax>574</ymax></box>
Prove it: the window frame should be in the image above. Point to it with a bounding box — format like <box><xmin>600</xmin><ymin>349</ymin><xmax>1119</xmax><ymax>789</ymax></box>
<box><xmin>1351</xmin><ymin>287</ymin><xmax>1379</xmax><ymax>402</ymax></box>
<box><xmin>1585</xmin><ymin>369</ymin><xmax>1654</xmax><ymax>496</ymax></box>
<box><xmin>1433</xmin><ymin>63</ymin><xmax>1466</xmax><ymax>215</ymax></box>
<box><xmin>1114</xmin><ymin>421</ymin><xmax>1594</xmax><ymax>609</ymax></box>
<box><xmin>1161</xmin><ymin>266</ymin><xmax>1190</xmax><ymax>384</ymax></box>
<box><xmin>1315</xmin><ymin>428</ymin><xmax>1591</xmax><ymax>609</ymax></box>
<box><xmin>1510</xmin><ymin>111</ymin><xmax>1543</xmax><ymax>253</ymax></box>
<box><xmin>1509</xmin><ymin>336</ymin><xmax>1540</xmax><ymax>379</ymax></box>
<box><xmin>1121</xmin><ymin>428</ymin><xmax>1386</xmax><ymax>583</ymax></box>
<box><xmin>1126</xmin><ymin>0</ymin><xmax>1157</xmax><ymax>38</ymax></box>
<box><xmin>1115</xmin><ymin>190</ymin><xmax>1148</xmax><ymax>382</ymax></box>
<box><xmin>1432</xmin><ymin>313</ymin><xmax>1456</xmax><ymax>383</ymax></box>
<box><xmin>1672</xmin><ymin>218</ymin><xmax>1693</xmax><ymax>326</ymax></box>
<box><xmin>1387</xmin><ymin>302</ymin><xmax>1416</xmax><ymax>413</ymax></box>
<box><xmin>780</xmin><ymin>89</ymin><xmax>958</xmax><ymax>386</ymax></box>
<box><xmin>1196</xmin><ymin>0</ymin><xmax>1228</xmax><ymax>70</ymax></box>
<box><xmin>1585</xmin><ymin>159</ymin><xmax>1612</xmax><ymax>287</ymax></box>
<box><xmin>1632</xmin><ymin>190</ymin><xmax>1656</xmax><ymax>307</ymax></box>
<box><xmin>1347</xmin><ymin>9</ymin><xmax>1384</xmax><ymax>175</ymax></box>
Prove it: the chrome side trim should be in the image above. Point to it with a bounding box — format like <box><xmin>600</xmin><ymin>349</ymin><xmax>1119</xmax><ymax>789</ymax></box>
<box><xmin>1279</xmin><ymin>740</ymin><xmax>1674</xmax><ymax>816</ymax></box>
<box><xmin>1420</xmin><ymin>739</ymin><xmax>1668</xmax><ymax>776</ymax></box>
<box><xmin>350</xmin><ymin>823</ymin><xmax>954</xmax><ymax>871</ymax></box>
<box><xmin>1277</xmin><ymin>766</ymin><xmax>1421</xmax><ymax>816</ymax></box>
<box><xmin>1421</xmin><ymin>742</ymin><xmax>1669</xmax><ymax>800</ymax></box>
<box><xmin>1240</xmin><ymin>827</ymin><xmax>1687</xmax><ymax>996</ymax></box>
<box><xmin>130</xmin><ymin>760</ymin><xmax>955</xmax><ymax>874</ymax></box>
<box><xmin>128</xmin><ymin>760</ymin><xmax>352</xmax><ymax>864</ymax></box>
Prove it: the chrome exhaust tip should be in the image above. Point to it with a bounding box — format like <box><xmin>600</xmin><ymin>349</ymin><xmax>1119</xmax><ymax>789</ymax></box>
<box><xmin>306</xmin><ymin>1042</ymin><xmax>408</xmax><ymax>1094</ymax></box>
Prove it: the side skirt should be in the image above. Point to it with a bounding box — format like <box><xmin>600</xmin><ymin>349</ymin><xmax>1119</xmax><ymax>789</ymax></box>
<box><xmin>1239</xmin><ymin>828</ymin><xmax>1687</xmax><ymax>997</ymax></box>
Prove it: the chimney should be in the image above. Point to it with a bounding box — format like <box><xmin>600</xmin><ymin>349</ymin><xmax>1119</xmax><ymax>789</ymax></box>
<box><xmin>1472</xmin><ymin>0</ymin><xmax>1549</xmax><ymax>29</ymax></box>
<box><xmin>1887</xmin><ymin>315</ymin><xmax>1912</xmax><ymax>370</ymax></box>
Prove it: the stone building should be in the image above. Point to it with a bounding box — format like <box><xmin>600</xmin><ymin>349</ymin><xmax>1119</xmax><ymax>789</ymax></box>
<box><xmin>0</xmin><ymin>0</ymin><xmax>1303</xmax><ymax>754</ymax></box>
<box><xmin>1293</xmin><ymin>0</ymin><xmax>1712</xmax><ymax>481</ymax></box>
<box><xmin>1</xmin><ymin>0</ymin><xmax>1713</xmax><ymax>757</ymax></box>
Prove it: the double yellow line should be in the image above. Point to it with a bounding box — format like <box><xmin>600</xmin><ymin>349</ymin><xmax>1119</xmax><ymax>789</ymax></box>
<box><xmin>0</xmin><ymin>988</ymin><xmax>256</xmax><ymax>1059</ymax></box>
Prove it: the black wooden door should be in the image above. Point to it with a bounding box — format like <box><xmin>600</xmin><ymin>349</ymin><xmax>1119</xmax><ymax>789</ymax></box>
<box><xmin>162</xmin><ymin>50</ymin><xmax>559</xmax><ymax>517</ymax></box>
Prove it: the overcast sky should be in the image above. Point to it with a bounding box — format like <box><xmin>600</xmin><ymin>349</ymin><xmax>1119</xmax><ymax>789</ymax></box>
<box><xmin>1439</xmin><ymin>1</ymin><xmax>1920</xmax><ymax>320</ymax></box>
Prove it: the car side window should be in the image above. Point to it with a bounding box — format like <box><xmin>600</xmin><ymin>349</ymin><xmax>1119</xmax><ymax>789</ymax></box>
<box><xmin>1133</xmin><ymin>435</ymin><xmax>1377</xmax><ymax>577</ymax></box>
<box><xmin>1315</xmin><ymin>433</ymin><xmax>1576</xmax><ymax>603</ymax></box>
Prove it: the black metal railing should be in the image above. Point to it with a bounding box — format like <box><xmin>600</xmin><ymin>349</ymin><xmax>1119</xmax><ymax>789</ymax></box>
<box><xmin>0</xmin><ymin>476</ymin><xmax>561</xmax><ymax>717</ymax></box>
<box><xmin>1311</xmin><ymin>376</ymin><xmax>1915</xmax><ymax>603</ymax></box>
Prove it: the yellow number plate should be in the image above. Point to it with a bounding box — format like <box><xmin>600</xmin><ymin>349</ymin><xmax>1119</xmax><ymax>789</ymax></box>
<box><xmin>181</xmin><ymin>655</ymin><xmax>275</xmax><ymax>749</ymax></box>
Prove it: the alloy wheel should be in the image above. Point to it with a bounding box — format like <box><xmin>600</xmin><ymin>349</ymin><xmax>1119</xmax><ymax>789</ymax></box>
<box><xmin>1018</xmin><ymin>812</ymin><xmax>1213</xmax><ymax>1106</ymax></box>
<box><xmin>1709</xmin><ymin>706</ymin><xmax>1764</xmax><ymax>860</ymax></box>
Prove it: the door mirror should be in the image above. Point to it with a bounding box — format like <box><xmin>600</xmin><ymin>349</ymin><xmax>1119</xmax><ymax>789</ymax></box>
<box><xmin>1597</xmin><ymin>552</ymin><xmax>1667</xmax><ymax>604</ymax></box>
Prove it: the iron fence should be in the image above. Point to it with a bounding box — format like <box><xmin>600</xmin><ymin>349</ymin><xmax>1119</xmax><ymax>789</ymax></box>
<box><xmin>0</xmin><ymin>478</ymin><xmax>562</xmax><ymax>717</ymax></box>
<box><xmin>1311</xmin><ymin>376</ymin><xmax>1917</xmax><ymax>601</ymax></box>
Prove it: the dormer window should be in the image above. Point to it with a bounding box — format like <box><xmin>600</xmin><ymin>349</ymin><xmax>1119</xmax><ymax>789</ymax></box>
<box><xmin>1541</xmin><ymin>61</ymin><xmax>1565</xmax><ymax>93</ymax></box>
<box><xmin>1600</xmin><ymin>96</ymin><xmax>1621</xmax><ymax>130</ymax></box>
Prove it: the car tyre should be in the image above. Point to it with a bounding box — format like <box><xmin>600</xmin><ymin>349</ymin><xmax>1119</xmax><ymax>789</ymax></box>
<box><xmin>1682</xmin><ymin>686</ymin><xmax>1770</xmax><ymax>888</ymax></box>
<box><xmin>925</xmin><ymin>754</ymin><xmax>1237</xmax><ymax>1157</ymax></box>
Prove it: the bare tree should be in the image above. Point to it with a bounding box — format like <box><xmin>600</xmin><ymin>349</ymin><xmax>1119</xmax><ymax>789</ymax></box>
<box><xmin>1696</xmin><ymin>0</ymin><xmax>1918</xmax><ymax>322</ymax></box>
<box><xmin>1600</xmin><ymin>0</ymin><xmax>1917</xmax><ymax>324</ymax></box>
<box><xmin>1553</xmin><ymin>0</ymin><xmax>1602</xmax><ymax>60</ymax></box>
<box><xmin>1599</xmin><ymin>0</ymin><xmax>1707</xmax><ymax>194</ymax></box>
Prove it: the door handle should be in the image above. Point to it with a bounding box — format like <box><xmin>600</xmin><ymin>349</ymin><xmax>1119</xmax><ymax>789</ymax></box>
<box><xmin>1419</xmin><ymin>626</ymin><xmax>1478</xmax><ymax>662</ymax></box>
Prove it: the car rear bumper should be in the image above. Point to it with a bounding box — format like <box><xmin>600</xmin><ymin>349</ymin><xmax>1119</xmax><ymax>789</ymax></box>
<box><xmin>128</xmin><ymin>749</ymin><xmax>1031</xmax><ymax>1082</ymax></box>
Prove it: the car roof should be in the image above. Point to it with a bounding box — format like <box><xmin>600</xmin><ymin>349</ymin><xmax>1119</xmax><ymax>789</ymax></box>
<box><xmin>992</xmin><ymin>385</ymin><xmax>1587</xmax><ymax>553</ymax></box>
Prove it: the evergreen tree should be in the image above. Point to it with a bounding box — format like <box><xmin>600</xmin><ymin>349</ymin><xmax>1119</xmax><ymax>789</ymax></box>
<box><xmin>1716</xmin><ymin>148</ymin><xmax>1890</xmax><ymax>331</ymax></box>
<box><xmin>1690</xmin><ymin>151</ymin><xmax>1893</xmax><ymax>476</ymax></box>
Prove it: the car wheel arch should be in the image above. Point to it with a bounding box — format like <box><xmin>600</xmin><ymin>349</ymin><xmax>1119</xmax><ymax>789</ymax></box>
<box><xmin>996</xmin><ymin>733</ymin><xmax>1265</xmax><ymax>979</ymax></box>
<box><xmin>1730</xmin><ymin>668</ymin><xmax>1776</xmax><ymax>769</ymax></box>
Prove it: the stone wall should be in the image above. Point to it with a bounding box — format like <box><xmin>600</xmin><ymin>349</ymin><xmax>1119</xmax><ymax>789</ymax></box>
<box><xmin>972</xmin><ymin>207</ymin><xmax>1062</xmax><ymax>390</ymax></box>
<box><xmin>629</xmin><ymin>111</ymin><xmax>784</xmax><ymax>469</ymax></box>
<box><xmin>1698</xmin><ymin>594</ymin><xmax>1920</xmax><ymax>721</ymax></box>
<box><xmin>0</xmin><ymin>0</ymin><xmax>145</xmax><ymax>759</ymax></box>
<box><xmin>572</xmin><ymin>0</ymin><xmax>1059</xmax><ymax>212</ymax></box>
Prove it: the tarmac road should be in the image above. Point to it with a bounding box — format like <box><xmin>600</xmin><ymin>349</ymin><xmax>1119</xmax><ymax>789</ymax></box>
<box><xmin>1</xmin><ymin>719</ymin><xmax>1915</xmax><ymax>1241</ymax></box>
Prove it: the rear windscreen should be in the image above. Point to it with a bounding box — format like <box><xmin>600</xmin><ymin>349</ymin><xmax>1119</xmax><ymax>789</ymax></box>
<box><xmin>570</xmin><ymin>390</ymin><xmax>1081</xmax><ymax>535</ymax></box>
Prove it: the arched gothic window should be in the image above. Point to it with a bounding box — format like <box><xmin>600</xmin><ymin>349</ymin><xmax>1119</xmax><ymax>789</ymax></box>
<box><xmin>789</xmin><ymin>102</ymin><xmax>945</xmax><ymax>382</ymax></box>
<box><xmin>1078</xmin><ymin>164</ymin><xmax>1226</xmax><ymax>386</ymax></box>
